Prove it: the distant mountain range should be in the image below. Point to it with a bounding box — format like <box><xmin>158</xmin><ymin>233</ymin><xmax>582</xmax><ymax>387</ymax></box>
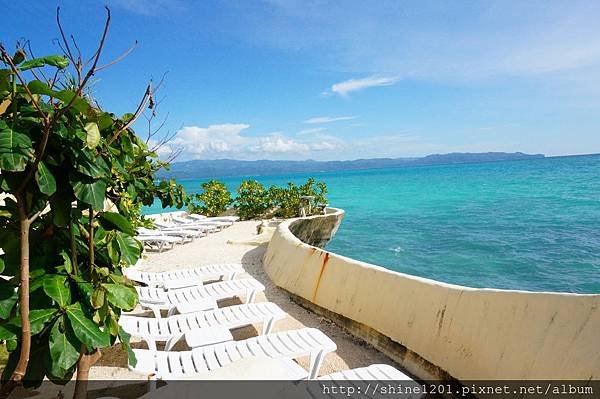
<box><xmin>158</xmin><ymin>152</ymin><xmax>545</xmax><ymax>180</ymax></box>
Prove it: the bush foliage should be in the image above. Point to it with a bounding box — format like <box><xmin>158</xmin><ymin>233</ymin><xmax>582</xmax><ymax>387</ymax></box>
<box><xmin>188</xmin><ymin>179</ymin><xmax>232</xmax><ymax>216</ymax></box>
<box><xmin>235</xmin><ymin>180</ymin><xmax>272</xmax><ymax>220</ymax></box>
<box><xmin>189</xmin><ymin>177</ymin><xmax>328</xmax><ymax>220</ymax></box>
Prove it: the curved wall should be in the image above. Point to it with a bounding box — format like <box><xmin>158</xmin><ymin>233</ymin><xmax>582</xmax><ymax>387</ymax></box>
<box><xmin>263</xmin><ymin>208</ymin><xmax>600</xmax><ymax>381</ymax></box>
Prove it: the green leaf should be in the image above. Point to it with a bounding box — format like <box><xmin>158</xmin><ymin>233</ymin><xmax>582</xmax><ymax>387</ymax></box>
<box><xmin>59</xmin><ymin>251</ymin><xmax>73</xmax><ymax>274</ymax></box>
<box><xmin>75</xmin><ymin>152</ymin><xmax>110</xmax><ymax>179</ymax></box>
<box><xmin>0</xmin><ymin>125</ymin><xmax>35</xmax><ymax>172</ymax></box>
<box><xmin>19</xmin><ymin>55</ymin><xmax>69</xmax><ymax>70</ymax></box>
<box><xmin>54</xmin><ymin>90</ymin><xmax>90</xmax><ymax>113</ymax></box>
<box><xmin>11</xmin><ymin>308</ymin><xmax>57</xmax><ymax>335</ymax></box>
<box><xmin>74</xmin><ymin>280</ymin><xmax>94</xmax><ymax>306</ymax></box>
<box><xmin>43</xmin><ymin>275</ymin><xmax>71</xmax><ymax>307</ymax></box>
<box><xmin>49</xmin><ymin>317</ymin><xmax>80</xmax><ymax>377</ymax></box>
<box><xmin>12</xmin><ymin>49</ymin><xmax>25</xmax><ymax>65</ymax></box>
<box><xmin>28</xmin><ymin>80</ymin><xmax>58</xmax><ymax>97</ymax></box>
<box><xmin>119</xmin><ymin>327</ymin><xmax>136</xmax><ymax>367</ymax></box>
<box><xmin>115</xmin><ymin>232</ymin><xmax>141</xmax><ymax>266</ymax></box>
<box><xmin>71</xmin><ymin>176</ymin><xmax>107</xmax><ymax>210</ymax></box>
<box><xmin>91</xmin><ymin>288</ymin><xmax>105</xmax><ymax>309</ymax></box>
<box><xmin>0</xmin><ymin>278</ymin><xmax>17</xmax><ymax>319</ymax></box>
<box><xmin>84</xmin><ymin>122</ymin><xmax>100</xmax><ymax>149</ymax></box>
<box><xmin>103</xmin><ymin>284</ymin><xmax>137</xmax><ymax>310</ymax></box>
<box><xmin>5</xmin><ymin>339</ymin><xmax>17</xmax><ymax>351</ymax></box>
<box><xmin>0</xmin><ymin>322</ymin><xmax>18</xmax><ymax>340</ymax></box>
<box><xmin>0</xmin><ymin>257</ymin><xmax>5</xmax><ymax>273</ymax></box>
<box><xmin>66</xmin><ymin>302</ymin><xmax>110</xmax><ymax>349</ymax></box>
<box><xmin>35</xmin><ymin>161</ymin><xmax>57</xmax><ymax>196</ymax></box>
<box><xmin>50</xmin><ymin>191</ymin><xmax>71</xmax><ymax>227</ymax></box>
<box><xmin>99</xmin><ymin>212</ymin><xmax>135</xmax><ymax>235</ymax></box>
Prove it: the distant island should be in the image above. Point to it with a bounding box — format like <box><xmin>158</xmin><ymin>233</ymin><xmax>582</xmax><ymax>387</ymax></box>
<box><xmin>159</xmin><ymin>152</ymin><xmax>545</xmax><ymax>179</ymax></box>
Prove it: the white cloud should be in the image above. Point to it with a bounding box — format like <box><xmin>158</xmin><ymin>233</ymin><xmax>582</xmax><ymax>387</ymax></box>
<box><xmin>304</xmin><ymin>116</ymin><xmax>357</xmax><ymax>124</ymax></box>
<box><xmin>168</xmin><ymin>124</ymin><xmax>342</xmax><ymax>161</ymax></box>
<box><xmin>298</xmin><ymin>127</ymin><xmax>327</xmax><ymax>135</ymax></box>
<box><xmin>328</xmin><ymin>75</ymin><xmax>399</xmax><ymax>96</ymax></box>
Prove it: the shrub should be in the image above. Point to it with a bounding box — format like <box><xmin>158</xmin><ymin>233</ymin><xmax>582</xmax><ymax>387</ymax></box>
<box><xmin>268</xmin><ymin>178</ymin><xmax>328</xmax><ymax>218</ymax></box>
<box><xmin>235</xmin><ymin>180</ymin><xmax>271</xmax><ymax>220</ymax></box>
<box><xmin>189</xmin><ymin>180</ymin><xmax>232</xmax><ymax>216</ymax></box>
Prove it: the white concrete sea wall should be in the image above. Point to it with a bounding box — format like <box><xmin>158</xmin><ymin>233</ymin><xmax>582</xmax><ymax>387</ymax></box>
<box><xmin>263</xmin><ymin>208</ymin><xmax>600</xmax><ymax>381</ymax></box>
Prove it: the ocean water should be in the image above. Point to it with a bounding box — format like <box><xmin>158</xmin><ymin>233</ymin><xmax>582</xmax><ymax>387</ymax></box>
<box><xmin>144</xmin><ymin>155</ymin><xmax>600</xmax><ymax>294</ymax></box>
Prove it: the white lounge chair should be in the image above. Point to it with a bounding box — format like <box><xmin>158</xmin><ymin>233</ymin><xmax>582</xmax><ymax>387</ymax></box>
<box><xmin>316</xmin><ymin>364</ymin><xmax>422</xmax><ymax>398</ymax></box>
<box><xmin>136</xmin><ymin>278</ymin><xmax>265</xmax><ymax>318</ymax></box>
<box><xmin>171</xmin><ymin>215</ymin><xmax>230</xmax><ymax>230</ymax></box>
<box><xmin>129</xmin><ymin>327</ymin><xmax>337</xmax><ymax>381</ymax></box>
<box><xmin>186</xmin><ymin>213</ymin><xmax>239</xmax><ymax>223</ymax></box>
<box><xmin>154</xmin><ymin>220</ymin><xmax>218</xmax><ymax>233</ymax></box>
<box><xmin>124</xmin><ymin>263</ymin><xmax>244</xmax><ymax>289</ymax></box>
<box><xmin>138</xmin><ymin>227</ymin><xmax>203</xmax><ymax>243</ymax></box>
<box><xmin>319</xmin><ymin>363</ymin><xmax>415</xmax><ymax>381</ymax></box>
<box><xmin>120</xmin><ymin>302</ymin><xmax>286</xmax><ymax>351</ymax></box>
<box><xmin>136</xmin><ymin>235</ymin><xmax>182</xmax><ymax>252</ymax></box>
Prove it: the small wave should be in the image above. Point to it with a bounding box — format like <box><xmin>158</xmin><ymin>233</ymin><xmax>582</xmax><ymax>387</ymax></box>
<box><xmin>389</xmin><ymin>246</ymin><xmax>404</xmax><ymax>253</ymax></box>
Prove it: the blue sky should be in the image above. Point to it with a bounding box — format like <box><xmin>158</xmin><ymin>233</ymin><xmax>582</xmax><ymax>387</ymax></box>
<box><xmin>3</xmin><ymin>0</ymin><xmax>600</xmax><ymax>161</ymax></box>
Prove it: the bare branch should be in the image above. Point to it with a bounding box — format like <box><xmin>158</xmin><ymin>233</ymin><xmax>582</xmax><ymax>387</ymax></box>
<box><xmin>55</xmin><ymin>6</ymin><xmax>111</xmax><ymax>117</ymax></box>
<box><xmin>94</xmin><ymin>40</ymin><xmax>138</xmax><ymax>72</ymax></box>
<box><xmin>106</xmin><ymin>82</ymin><xmax>151</xmax><ymax>146</ymax></box>
<box><xmin>70</xmin><ymin>34</ymin><xmax>83</xmax><ymax>68</ymax></box>
<box><xmin>56</xmin><ymin>7</ymin><xmax>75</xmax><ymax>64</ymax></box>
<box><xmin>75</xmin><ymin>6</ymin><xmax>110</xmax><ymax>96</ymax></box>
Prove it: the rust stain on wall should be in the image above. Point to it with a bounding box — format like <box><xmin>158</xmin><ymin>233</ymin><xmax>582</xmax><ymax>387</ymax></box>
<box><xmin>312</xmin><ymin>252</ymin><xmax>330</xmax><ymax>303</ymax></box>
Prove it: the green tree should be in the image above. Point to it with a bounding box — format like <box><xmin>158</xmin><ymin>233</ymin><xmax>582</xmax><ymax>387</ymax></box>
<box><xmin>268</xmin><ymin>178</ymin><xmax>328</xmax><ymax>218</ymax></box>
<box><xmin>0</xmin><ymin>8</ymin><xmax>186</xmax><ymax>398</ymax></box>
<box><xmin>235</xmin><ymin>180</ymin><xmax>271</xmax><ymax>220</ymax></box>
<box><xmin>188</xmin><ymin>179</ymin><xmax>232</xmax><ymax>216</ymax></box>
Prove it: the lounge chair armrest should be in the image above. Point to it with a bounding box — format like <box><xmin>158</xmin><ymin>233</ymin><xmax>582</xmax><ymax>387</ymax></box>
<box><xmin>184</xmin><ymin>327</ymin><xmax>233</xmax><ymax>348</ymax></box>
<box><xmin>163</xmin><ymin>279</ymin><xmax>202</xmax><ymax>290</ymax></box>
<box><xmin>175</xmin><ymin>299</ymin><xmax>217</xmax><ymax>314</ymax></box>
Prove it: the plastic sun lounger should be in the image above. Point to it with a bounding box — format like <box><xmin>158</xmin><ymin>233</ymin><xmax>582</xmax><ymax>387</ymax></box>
<box><xmin>124</xmin><ymin>263</ymin><xmax>244</xmax><ymax>289</ymax></box>
<box><xmin>138</xmin><ymin>227</ymin><xmax>203</xmax><ymax>243</ymax></box>
<box><xmin>154</xmin><ymin>220</ymin><xmax>219</xmax><ymax>233</ymax></box>
<box><xmin>120</xmin><ymin>302</ymin><xmax>286</xmax><ymax>351</ymax></box>
<box><xmin>319</xmin><ymin>364</ymin><xmax>415</xmax><ymax>381</ymax></box>
<box><xmin>315</xmin><ymin>364</ymin><xmax>423</xmax><ymax>398</ymax></box>
<box><xmin>129</xmin><ymin>327</ymin><xmax>337</xmax><ymax>381</ymax></box>
<box><xmin>136</xmin><ymin>278</ymin><xmax>265</xmax><ymax>318</ymax></box>
<box><xmin>136</xmin><ymin>235</ymin><xmax>182</xmax><ymax>252</ymax></box>
<box><xmin>171</xmin><ymin>215</ymin><xmax>231</xmax><ymax>229</ymax></box>
<box><xmin>186</xmin><ymin>214</ymin><xmax>239</xmax><ymax>223</ymax></box>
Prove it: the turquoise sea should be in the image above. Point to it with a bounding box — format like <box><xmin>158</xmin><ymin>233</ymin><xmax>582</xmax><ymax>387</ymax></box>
<box><xmin>144</xmin><ymin>155</ymin><xmax>600</xmax><ymax>294</ymax></box>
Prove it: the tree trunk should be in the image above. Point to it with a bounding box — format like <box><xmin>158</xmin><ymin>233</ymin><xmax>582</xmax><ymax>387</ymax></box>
<box><xmin>13</xmin><ymin>202</ymin><xmax>32</xmax><ymax>381</ymax></box>
<box><xmin>0</xmin><ymin>202</ymin><xmax>32</xmax><ymax>399</ymax></box>
<box><xmin>72</xmin><ymin>347</ymin><xmax>102</xmax><ymax>399</ymax></box>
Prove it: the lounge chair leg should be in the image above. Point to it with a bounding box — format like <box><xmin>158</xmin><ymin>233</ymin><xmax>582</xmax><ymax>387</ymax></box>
<box><xmin>165</xmin><ymin>334</ymin><xmax>184</xmax><ymax>351</ymax></box>
<box><xmin>262</xmin><ymin>317</ymin><xmax>275</xmax><ymax>334</ymax></box>
<box><xmin>149</xmin><ymin>306</ymin><xmax>162</xmax><ymax>319</ymax></box>
<box><xmin>246</xmin><ymin>289</ymin><xmax>257</xmax><ymax>303</ymax></box>
<box><xmin>308</xmin><ymin>350</ymin><xmax>325</xmax><ymax>379</ymax></box>
<box><xmin>167</xmin><ymin>306</ymin><xmax>177</xmax><ymax>317</ymax></box>
<box><xmin>141</xmin><ymin>335</ymin><xmax>157</xmax><ymax>352</ymax></box>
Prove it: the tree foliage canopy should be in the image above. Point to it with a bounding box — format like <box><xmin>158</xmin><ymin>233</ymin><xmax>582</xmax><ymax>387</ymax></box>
<box><xmin>0</xmin><ymin>15</ymin><xmax>186</xmax><ymax>394</ymax></box>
